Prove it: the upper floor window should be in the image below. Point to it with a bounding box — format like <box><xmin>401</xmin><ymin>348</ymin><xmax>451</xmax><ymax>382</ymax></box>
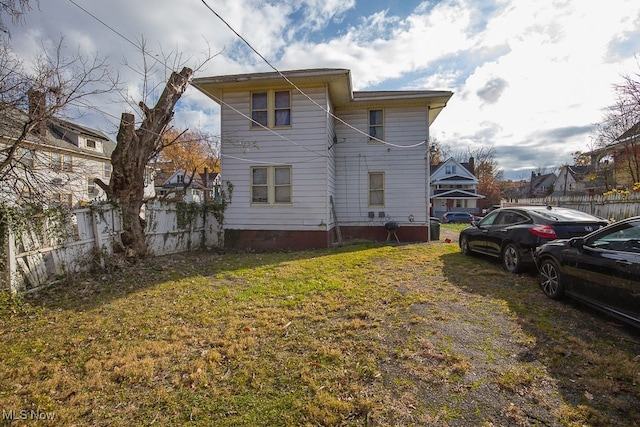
<box><xmin>251</xmin><ymin>90</ymin><xmax>291</xmax><ymax>128</ymax></box>
<box><xmin>177</xmin><ymin>174</ymin><xmax>184</xmax><ymax>184</ymax></box>
<box><xmin>103</xmin><ymin>162</ymin><xmax>112</xmax><ymax>179</ymax></box>
<box><xmin>368</xmin><ymin>172</ymin><xmax>385</xmax><ymax>207</ymax></box>
<box><xmin>51</xmin><ymin>152</ymin><xmax>73</xmax><ymax>172</ymax></box>
<box><xmin>86</xmin><ymin>139</ymin><xmax>96</xmax><ymax>149</ymax></box>
<box><xmin>19</xmin><ymin>148</ymin><xmax>34</xmax><ymax>168</ymax></box>
<box><xmin>251</xmin><ymin>166</ymin><xmax>292</xmax><ymax>204</ymax></box>
<box><xmin>368</xmin><ymin>109</ymin><xmax>384</xmax><ymax>141</ymax></box>
<box><xmin>445</xmin><ymin>165</ymin><xmax>456</xmax><ymax>175</ymax></box>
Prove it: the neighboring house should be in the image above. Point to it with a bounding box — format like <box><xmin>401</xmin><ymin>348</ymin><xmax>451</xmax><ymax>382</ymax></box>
<box><xmin>430</xmin><ymin>157</ymin><xmax>484</xmax><ymax>219</ymax></box>
<box><xmin>528</xmin><ymin>172</ymin><xmax>556</xmax><ymax>198</ymax></box>
<box><xmin>506</xmin><ymin>172</ymin><xmax>556</xmax><ymax>199</ymax></box>
<box><xmin>587</xmin><ymin>122</ymin><xmax>640</xmax><ymax>190</ymax></box>
<box><xmin>0</xmin><ymin>92</ymin><xmax>154</xmax><ymax>208</ymax></box>
<box><xmin>156</xmin><ymin>168</ymin><xmax>220</xmax><ymax>203</ymax></box>
<box><xmin>552</xmin><ymin>165</ymin><xmax>601</xmax><ymax>196</ymax></box>
<box><xmin>193</xmin><ymin>68</ymin><xmax>452</xmax><ymax>250</ymax></box>
<box><xmin>0</xmin><ymin>104</ymin><xmax>114</xmax><ymax>207</ymax></box>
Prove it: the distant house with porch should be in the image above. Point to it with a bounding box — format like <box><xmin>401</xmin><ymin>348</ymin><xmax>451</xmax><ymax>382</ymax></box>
<box><xmin>430</xmin><ymin>157</ymin><xmax>484</xmax><ymax>218</ymax></box>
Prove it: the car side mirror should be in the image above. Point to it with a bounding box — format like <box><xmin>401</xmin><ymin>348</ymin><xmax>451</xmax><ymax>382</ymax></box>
<box><xmin>570</xmin><ymin>237</ymin><xmax>584</xmax><ymax>250</ymax></box>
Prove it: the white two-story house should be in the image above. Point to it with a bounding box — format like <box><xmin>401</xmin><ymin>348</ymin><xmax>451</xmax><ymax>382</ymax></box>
<box><xmin>0</xmin><ymin>91</ymin><xmax>156</xmax><ymax>208</ymax></box>
<box><xmin>430</xmin><ymin>157</ymin><xmax>484</xmax><ymax>219</ymax></box>
<box><xmin>193</xmin><ymin>68</ymin><xmax>452</xmax><ymax>250</ymax></box>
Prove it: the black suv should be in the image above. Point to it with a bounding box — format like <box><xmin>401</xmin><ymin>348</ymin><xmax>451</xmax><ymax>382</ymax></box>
<box><xmin>459</xmin><ymin>206</ymin><xmax>608</xmax><ymax>273</ymax></box>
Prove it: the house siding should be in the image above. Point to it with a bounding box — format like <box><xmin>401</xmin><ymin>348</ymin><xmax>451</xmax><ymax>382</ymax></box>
<box><xmin>221</xmin><ymin>87</ymin><xmax>331</xmax><ymax>234</ymax></box>
<box><xmin>194</xmin><ymin>69</ymin><xmax>453</xmax><ymax>250</ymax></box>
<box><xmin>333</xmin><ymin>106</ymin><xmax>429</xmax><ymax>228</ymax></box>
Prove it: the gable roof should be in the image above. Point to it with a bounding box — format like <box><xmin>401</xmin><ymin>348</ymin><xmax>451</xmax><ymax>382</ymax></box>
<box><xmin>430</xmin><ymin>157</ymin><xmax>478</xmax><ymax>183</ymax></box>
<box><xmin>0</xmin><ymin>106</ymin><xmax>115</xmax><ymax>159</ymax></box>
<box><xmin>531</xmin><ymin>173</ymin><xmax>556</xmax><ymax>189</ymax></box>
<box><xmin>432</xmin><ymin>189</ymin><xmax>485</xmax><ymax>199</ymax></box>
<box><xmin>192</xmin><ymin>68</ymin><xmax>453</xmax><ymax>125</ymax></box>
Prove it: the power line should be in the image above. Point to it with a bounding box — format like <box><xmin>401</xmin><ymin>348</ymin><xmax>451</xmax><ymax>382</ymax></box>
<box><xmin>199</xmin><ymin>0</ymin><xmax>427</xmax><ymax>149</ymax></box>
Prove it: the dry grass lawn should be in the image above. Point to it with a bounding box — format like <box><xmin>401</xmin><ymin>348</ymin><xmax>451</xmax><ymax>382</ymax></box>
<box><xmin>1</xmin><ymin>233</ymin><xmax>639</xmax><ymax>426</ymax></box>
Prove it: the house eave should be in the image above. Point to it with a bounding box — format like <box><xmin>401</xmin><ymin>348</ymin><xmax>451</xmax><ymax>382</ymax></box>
<box><xmin>192</xmin><ymin>68</ymin><xmax>353</xmax><ymax>106</ymax></box>
<box><xmin>192</xmin><ymin>68</ymin><xmax>453</xmax><ymax>124</ymax></box>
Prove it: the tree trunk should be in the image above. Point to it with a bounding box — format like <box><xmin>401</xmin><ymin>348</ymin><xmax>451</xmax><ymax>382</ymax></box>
<box><xmin>104</xmin><ymin>67</ymin><xmax>193</xmax><ymax>258</ymax></box>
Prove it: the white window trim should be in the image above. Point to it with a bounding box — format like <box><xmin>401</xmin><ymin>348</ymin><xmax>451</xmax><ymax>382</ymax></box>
<box><xmin>250</xmin><ymin>90</ymin><xmax>291</xmax><ymax>129</ymax></box>
<box><xmin>368</xmin><ymin>109</ymin><xmax>384</xmax><ymax>143</ymax></box>
<box><xmin>368</xmin><ymin>171</ymin><xmax>385</xmax><ymax>207</ymax></box>
<box><xmin>251</xmin><ymin>165</ymin><xmax>292</xmax><ymax>205</ymax></box>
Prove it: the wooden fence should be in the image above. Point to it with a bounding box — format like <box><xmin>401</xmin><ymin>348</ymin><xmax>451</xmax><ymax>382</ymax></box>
<box><xmin>2</xmin><ymin>201</ymin><xmax>219</xmax><ymax>294</ymax></box>
<box><xmin>505</xmin><ymin>193</ymin><xmax>640</xmax><ymax>221</ymax></box>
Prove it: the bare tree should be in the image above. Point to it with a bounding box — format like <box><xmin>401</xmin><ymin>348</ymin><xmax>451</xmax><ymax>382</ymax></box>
<box><xmin>0</xmin><ymin>0</ymin><xmax>37</xmax><ymax>35</ymax></box>
<box><xmin>92</xmin><ymin>38</ymin><xmax>216</xmax><ymax>259</ymax></box>
<box><xmin>93</xmin><ymin>67</ymin><xmax>192</xmax><ymax>258</ymax></box>
<box><xmin>595</xmin><ymin>63</ymin><xmax>640</xmax><ymax>188</ymax></box>
<box><xmin>0</xmin><ymin>37</ymin><xmax>117</xmax><ymax>205</ymax></box>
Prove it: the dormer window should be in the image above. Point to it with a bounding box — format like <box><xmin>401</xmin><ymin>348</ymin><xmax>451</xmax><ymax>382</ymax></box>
<box><xmin>86</xmin><ymin>139</ymin><xmax>96</xmax><ymax>149</ymax></box>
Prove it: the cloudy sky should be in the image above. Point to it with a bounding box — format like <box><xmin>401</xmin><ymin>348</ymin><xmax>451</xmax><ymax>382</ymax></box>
<box><xmin>6</xmin><ymin>0</ymin><xmax>640</xmax><ymax>179</ymax></box>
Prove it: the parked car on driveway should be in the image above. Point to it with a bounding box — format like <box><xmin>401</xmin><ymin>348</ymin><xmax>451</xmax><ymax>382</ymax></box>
<box><xmin>534</xmin><ymin>216</ymin><xmax>640</xmax><ymax>329</ymax></box>
<box><xmin>459</xmin><ymin>206</ymin><xmax>608</xmax><ymax>273</ymax></box>
<box><xmin>441</xmin><ymin>212</ymin><xmax>474</xmax><ymax>223</ymax></box>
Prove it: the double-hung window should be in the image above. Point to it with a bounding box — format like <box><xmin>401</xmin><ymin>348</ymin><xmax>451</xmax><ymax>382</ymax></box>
<box><xmin>104</xmin><ymin>162</ymin><xmax>112</xmax><ymax>179</ymax></box>
<box><xmin>251</xmin><ymin>90</ymin><xmax>291</xmax><ymax>128</ymax></box>
<box><xmin>368</xmin><ymin>172</ymin><xmax>385</xmax><ymax>207</ymax></box>
<box><xmin>251</xmin><ymin>166</ymin><xmax>292</xmax><ymax>204</ymax></box>
<box><xmin>51</xmin><ymin>152</ymin><xmax>73</xmax><ymax>171</ymax></box>
<box><xmin>19</xmin><ymin>148</ymin><xmax>34</xmax><ymax>168</ymax></box>
<box><xmin>368</xmin><ymin>109</ymin><xmax>384</xmax><ymax>141</ymax></box>
<box><xmin>87</xmin><ymin>177</ymin><xmax>96</xmax><ymax>196</ymax></box>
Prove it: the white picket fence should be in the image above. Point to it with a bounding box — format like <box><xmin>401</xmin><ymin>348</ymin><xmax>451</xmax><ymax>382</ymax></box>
<box><xmin>505</xmin><ymin>193</ymin><xmax>640</xmax><ymax>221</ymax></box>
<box><xmin>3</xmin><ymin>201</ymin><xmax>219</xmax><ymax>294</ymax></box>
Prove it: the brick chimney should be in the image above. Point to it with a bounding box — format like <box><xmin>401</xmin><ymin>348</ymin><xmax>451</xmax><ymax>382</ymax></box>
<box><xmin>468</xmin><ymin>156</ymin><xmax>475</xmax><ymax>174</ymax></box>
<box><xmin>27</xmin><ymin>88</ymin><xmax>47</xmax><ymax>137</ymax></box>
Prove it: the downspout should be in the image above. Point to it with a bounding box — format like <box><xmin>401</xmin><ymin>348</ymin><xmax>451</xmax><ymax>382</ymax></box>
<box><xmin>426</xmin><ymin>106</ymin><xmax>431</xmax><ymax>243</ymax></box>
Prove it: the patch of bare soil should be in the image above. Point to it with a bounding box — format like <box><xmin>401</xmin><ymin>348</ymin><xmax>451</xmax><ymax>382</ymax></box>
<box><xmin>371</xmin><ymin>230</ymin><xmax>640</xmax><ymax>426</ymax></box>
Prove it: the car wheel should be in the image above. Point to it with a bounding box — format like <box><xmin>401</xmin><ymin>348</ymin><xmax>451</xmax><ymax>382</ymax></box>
<box><xmin>539</xmin><ymin>259</ymin><xmax>564</xmax><ymax>300</ymax></box>
<box><xmin>460</xmin><ymin>236</ymin><xmax>472</xmax><ymax>255</ymax></box>
<box><xmin>502</xmin><ymin>243</ymin><xmax>522</xmax><ymax>273</ymax></box>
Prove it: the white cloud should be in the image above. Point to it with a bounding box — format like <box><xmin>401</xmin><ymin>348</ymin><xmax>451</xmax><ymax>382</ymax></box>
<box><xmin>4</xmin><ymin>0</ymin><xmax>640</xmax><ymax>178</ymax></box>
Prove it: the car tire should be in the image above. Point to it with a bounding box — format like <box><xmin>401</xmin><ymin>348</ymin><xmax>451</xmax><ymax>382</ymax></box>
<box><xmin>460</xmin><ymin>236</ymin><xmax>472</xmax><ymax>255</ymax></box>
<box><xmin>539</xmin><ymin>259</ymin><xmax>564</xmax><ymax>300</ymax></box>
<box><xmin>502</xmin><ymin>243</ymin><xmax>522</xmax><ymax>273</ymax></box>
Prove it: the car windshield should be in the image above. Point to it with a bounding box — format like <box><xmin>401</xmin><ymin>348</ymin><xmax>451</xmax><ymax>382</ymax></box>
<box><xmin>589</xmin><ymin>220</ymin><xmax>640</xmax><ymax>252</ymax></box>
<box><xmin>478</xmin><ymin>210</ymin><xmax>499</xmax><ymax>226</ymax></box>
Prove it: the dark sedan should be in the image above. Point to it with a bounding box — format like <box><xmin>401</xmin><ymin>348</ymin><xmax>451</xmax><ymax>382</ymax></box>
<box><xmin>459</xmin><ymin>206</ymin><xmax>608</xmax><ymax>273</ymax></box>
<box><xmin>534</xmin><ymin>216</ymin><xmax>640</xmax><ymax>329</ymax></box>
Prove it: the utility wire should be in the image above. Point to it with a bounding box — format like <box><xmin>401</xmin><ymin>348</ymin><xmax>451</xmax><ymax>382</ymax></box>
<box><xmin>199</xmin><ymin>0</ymin><xmax>427</xmax><ymax>149</ymax></box>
